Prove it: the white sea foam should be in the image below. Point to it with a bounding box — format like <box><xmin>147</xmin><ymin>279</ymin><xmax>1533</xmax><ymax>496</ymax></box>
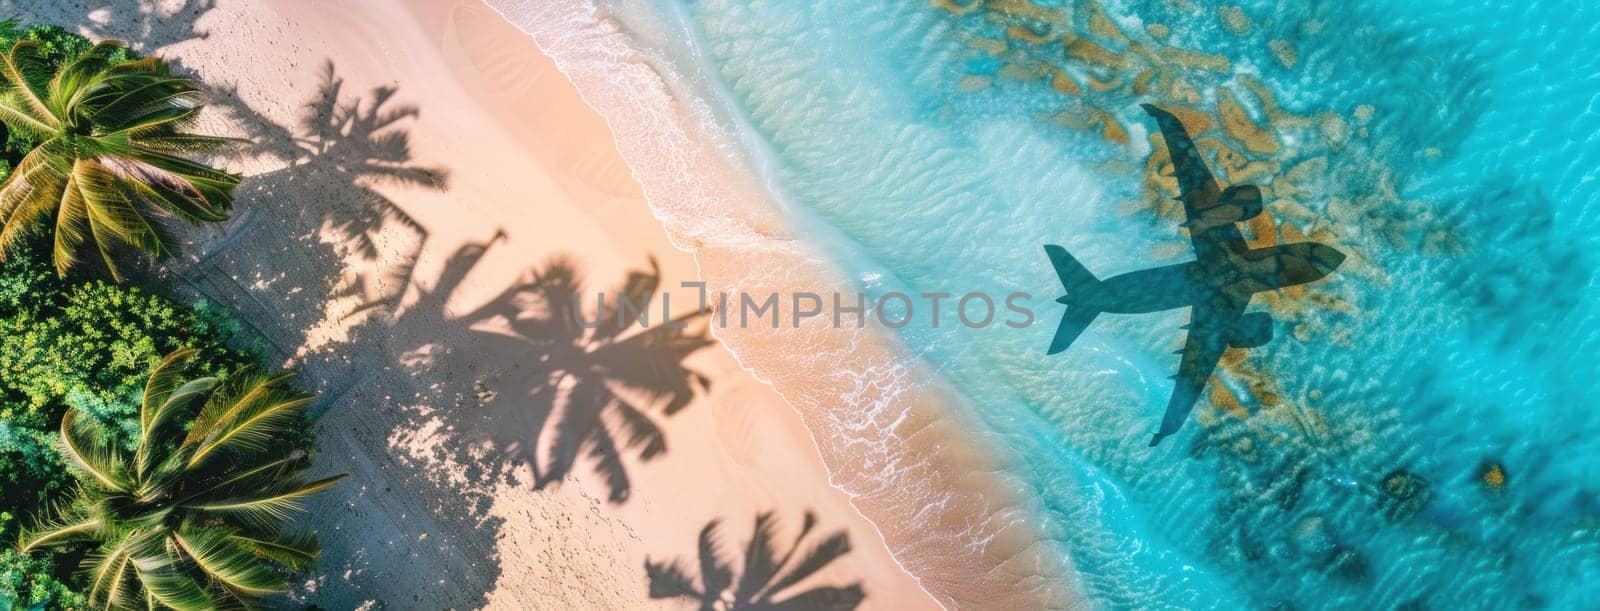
<box><xmin>476</xmin><ymin>0</ymin><xmax>1080</xmax><ymax>607</ymax></box>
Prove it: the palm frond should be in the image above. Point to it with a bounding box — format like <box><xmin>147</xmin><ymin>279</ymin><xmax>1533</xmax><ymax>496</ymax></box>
<box><xmin>73</xmin><ymin>57</ymin><xmax>194</xmax><ymax>124</ymax></box>
<box><xmin>0</xmin><ymin>147</ymin><xmax>67</xmax><ymax>251</ymax></box>
<box><xmin>84</xmin><ymin>534</ymin><xmax>142</xmax><ymax>610</ymax></box>
<box><xmin>20</xmin><ymin>349</ymin><xmax>342</xmax><ymax>608</ymax></box>
<box><xmin>0</xmin><ymin>41</ymin><xmax>61</xmax><ymax>129</ymax></box>
<box><xmin>184</xmin><ymin>473</ymin><xmax>346</xmax><ymax>530</ymax></box>
<box><xmin>171</xmin><ymin>526</ymin><xmax>289</xmax><ymax>597</ymax></box>
<box><xmin>49</xmin><ymin>41</ymin><xmax>127</xmax><ymax>116</ymax></box>
<box><xmin>177</xmin><ymin>454</ymin><xmax>302</xmax><ymax>504</ymax></box>
<box><xmin>58</xmin><ymin>409</ymin><xmax>131</xmax><ymax>492</ymax></box>
<box><xmin>184</xmin><ymin>372</ymin><xmax>309</xmax><ymax>468</ymax></box>
<box><xmin>17</xmin><ymin>512</ymin><xmax>103</xmax><ymax>552</ymax></box>
<box><xmin>0</xmin><ymin>92</ymin><xmax>55</xmax><ymax>136</ymax></box>
<box><xmin>128</xmin><ymin>536</ymin><xmax>216</xmax><ymax>611</ymax></box>
<box><xmin>50</xmin><ymin>160</ymin><xmax>91</xmax><ymax>276</ymax></box>
<box><xmin>114</xmin><ymin>158</ymin><xmax>231</xmax><ymax>224</ymax></box>
<box><xmin>139</xmin><ymin>347</ymin><xmax>199</xmax><ymax>432</ymax></box>
<box><xmin>125</xmin><ymin>146</ymin><xmax>242</xmax><ymax>189</ymax></box>
<box><xmin>129</xmin><ymin>132</ymin><xmax>244</xmax><ymax>155</ymax></box>
<box><xmin>136</xmin><ymin>376</ymin><xmax>217</xmax><ymax>480</ymax></box>
<box><xmin>74</xmin><ymin>158</ymin><xmax>167</xmax><ymax>277</ymax></box>
<box><xmin>0</xmin><ymin>39</ymin><xmax>239</xmax><ymax>278</ymax></box>
<box><xmin>86</xmin><ymin>80</ymin><xmax>204</xmax><ymax>134</ymax></box>
<box><xmin>229</xmin><ymin>532</ymin><xmax>321</xmax><ymax>572</ymax></box>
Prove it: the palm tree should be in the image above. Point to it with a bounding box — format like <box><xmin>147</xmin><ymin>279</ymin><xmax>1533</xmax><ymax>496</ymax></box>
<box><xmin>17</xmin><ymin>348</ymin><xmax>344</xmax><ymax>609</ymax></box>
<box><xmin>645</xmin><ymin>511</ymin><xmax>865</xmax><ymax>610</ymax></box>
<box><xmin>0</xmin><ymin>39</ymin><xmax>241</xmax><ymax>279</ymax></box>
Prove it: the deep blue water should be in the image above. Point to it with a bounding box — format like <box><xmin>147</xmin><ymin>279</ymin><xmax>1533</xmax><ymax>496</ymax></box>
<box><xmin>611</xmin><ymin>0</ymin><xmax>1600</xmax><ymax>607</ymax></box>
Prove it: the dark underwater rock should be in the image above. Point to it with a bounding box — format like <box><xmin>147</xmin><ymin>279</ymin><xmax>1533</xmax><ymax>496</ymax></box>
<box><xmin>1380</xmin><ymin>468</ymin><xmax>1431</xmax><ymax>522</ymax></box>
<box><xmin>1327</xmin><ymin>546</ymin><xmax>1369</xmax><ymax>582</ymax></box>
<box><xmin>1477</xmin><ymin>459</ymin><xmax>1507</xmax><ymax>492</ymax></box>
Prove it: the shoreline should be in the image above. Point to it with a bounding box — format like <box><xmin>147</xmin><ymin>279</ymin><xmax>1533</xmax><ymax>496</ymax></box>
<box><xmin>450</xmin><ymin>0</ymin><xmax>947</xmax><ymax>603</ymax></box>
<box><xmin>485</xmin><ymin>0</ymin><xmax>1082</xmax><ymax>607</ymax></box>
<box><xmin>145</xmin><ymin>0</ymin><xmax>942</xmax><ymax>606</ymax></box>
<box><xmin>12</xmin><ymin>0</ymin><xmax>1073</xmax><ymax>606</ymax></box>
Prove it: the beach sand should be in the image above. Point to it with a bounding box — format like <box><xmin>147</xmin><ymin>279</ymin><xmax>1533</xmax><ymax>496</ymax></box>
<box><xmin>6</xmin><ymin>0</ymin><xmax>935</xmax><ymax>607</ymax></box>
<box><xmin>493</xmin><ymin>1</ymin><xmax>1081</xmax><ymax>608</ymax></box>
<box><xmin>8</xmin><ymin>0</ymin><xmax>1076</xmax><ymax>607</ymax></box>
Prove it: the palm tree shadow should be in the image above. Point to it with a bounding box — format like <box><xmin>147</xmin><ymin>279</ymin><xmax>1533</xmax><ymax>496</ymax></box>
<box><xmin>646</xmin><ymin>510</ymin><xmax>866</xmax><ymax>610</ymax></box>
<box><xmin>72</xmin><ymin>0</ymin><xmax>217</xmax><ymax>52</ymax></box>
<box><xmin>364</xmin><ymin>235</ymin><xmax>713</xmax><ymax>504</ymax></box>
<box><xmin>143</xmin><ymin>60</ymin><xmax>479</xmax><ymax>606</ymax></box>
<box><xmin>285</xmin><ymin>61</ymin><xmax>445</xmax><ymax>260</ymax></box>
<box><xmin>173</xmin><ymin>60</ymin><xmax>444</xmax><ymax>358</ymax></box>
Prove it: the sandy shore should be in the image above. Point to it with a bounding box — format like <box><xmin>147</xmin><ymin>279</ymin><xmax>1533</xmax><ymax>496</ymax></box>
<box><xmin>9</xmin><ymin>0</ymin><xmax>937</xmax><ymax>607</ymax></box>
<box><xmin>495</xmin><ymin>1</ymin><xmax>1082</xmax><ymax>608</ymax></box>
<box><xmin>5</xmin><ymin>0</ymin><xmax>1085</xmax><ymax>607</ymax></box>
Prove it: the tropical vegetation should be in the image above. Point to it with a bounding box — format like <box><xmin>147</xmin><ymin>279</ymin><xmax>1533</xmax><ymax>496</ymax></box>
<box><xmin>0</xmin><ymin>25</ymin><xmax>240</xmax><ymax>280</ymax></box>
<box><xmin>0</xmin><ymin>21</ymin><xmax>335</xmax><ymax>610</ymax></box>
<box><xmin>19</xmin><ymin>348</ymin><xmax>344</xmax><ymax>609</ymax></box>
<box><xmin>0</xmin><ymin>230</ymin><xmax>273</xmax><ymax>609</ymax></box>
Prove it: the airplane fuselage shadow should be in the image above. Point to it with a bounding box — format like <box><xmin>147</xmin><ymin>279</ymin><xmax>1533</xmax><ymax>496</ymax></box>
<box><xmin>1043</xmin><ymin>105</ymin><xmax>1347</xmax><ymax>447</ymax></box>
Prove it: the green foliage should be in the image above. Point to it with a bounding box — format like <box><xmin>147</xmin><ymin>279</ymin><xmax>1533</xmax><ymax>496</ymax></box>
<box><xmin>0</xmin><ymin>237</ymin><xmax>263</xmax><ymax>605</ymax></box>
<box><xmin>0</xmin><ymin>21</ymin><xmax>310</xmax><ymax>609</ymax></box>
<box><xmin>0</xmin><ymin>279</ymin><xmax>248</xmax><ymax>422</ymax></box>
<box><xmin>0</xmin><ymin>239</ymin><xmax>252</xmax><ymax>430</ymax></box>
<box><xmin>0</xmin><ymin>548</ymin><xmax>85</xmax><ymax>610</ymax></box>
<box><xmin>0</xmin><ymin>20</ymin><xmax>117</xmax><ymax>68</ymax></box>
<box><xmin>0</xmin><ymin>422</ymin><xmax>66</xmax><ymax>534</ymax></box>
<box><xmin>0</xmin><ymin>20</ymin><xmax>131</xmax><ymax>182</ymax></box>
<box><xmin>0</xmin><ymin>27</ymin><xmax>240</xmax><ymax>279</ymax></box>
<box><xmin>20</xmin><ymin>349</ymin><xmax>342</xmax><ymax>609</ymax></box>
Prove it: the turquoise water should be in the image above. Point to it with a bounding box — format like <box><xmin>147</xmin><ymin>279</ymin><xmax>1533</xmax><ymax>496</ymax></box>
<box><xmin>605</xmin><ymin>0</ymin><xmax>1600</xmax><ymax>607</ymax></box>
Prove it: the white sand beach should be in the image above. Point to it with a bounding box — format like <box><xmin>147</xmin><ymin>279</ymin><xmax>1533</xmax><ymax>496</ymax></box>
<box><xmin>1</xmin><ymin>0</ymin><xmax>934</xmax><ymax>607</ymax></box>
<box><xmin>3</xmin><ymin>0</ymin><xmax>1072</xmax><ymax>607</ymax></box>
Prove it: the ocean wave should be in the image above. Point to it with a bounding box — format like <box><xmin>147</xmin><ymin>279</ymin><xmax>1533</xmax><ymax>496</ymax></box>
<box><xmin>477</xmin><ymin>0</ymin><xmax>1082</xmax><ymax>607</ymax></box>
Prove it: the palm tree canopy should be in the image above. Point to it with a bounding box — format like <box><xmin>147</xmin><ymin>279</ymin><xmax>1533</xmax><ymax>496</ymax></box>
<box><xmin>0</xmin><ymin>39</ymin><xmax>241</xmax><ymax>280</ymax></box>
<box><xmin>18</xmin><ymin>348</ymin><xmax>343</xmax><ymax>609</ymax></box>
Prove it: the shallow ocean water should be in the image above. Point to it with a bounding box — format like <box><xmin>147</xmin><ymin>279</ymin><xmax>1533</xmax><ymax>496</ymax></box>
<box><xmin>582</xmin><ymin>0</ymin><xmax>1600</xmax><ymax>607</ymax></box>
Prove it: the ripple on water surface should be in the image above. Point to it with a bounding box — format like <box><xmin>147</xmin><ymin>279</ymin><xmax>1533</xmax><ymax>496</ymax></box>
<box><xmin>532</xmin><ymin>0</ymin><xmax>1600</xmax><ymax>606</ymax></box>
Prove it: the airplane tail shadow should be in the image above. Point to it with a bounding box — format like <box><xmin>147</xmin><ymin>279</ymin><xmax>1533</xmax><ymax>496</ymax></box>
<box><xmin>1044</xmin><ymin>244</ymin><xmax>1103</xmax><ymax>354</ymax></box>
